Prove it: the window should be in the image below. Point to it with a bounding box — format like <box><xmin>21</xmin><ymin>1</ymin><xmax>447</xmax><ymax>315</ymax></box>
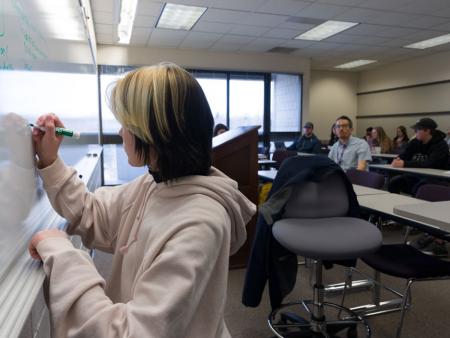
<box><xmin>271</xmin><ymin>73</ymin><xmax>302</xmax><ymax>132</ymax></box>
<box><xmin>100</xmin><ymin>74</ymin><xmax>125</xmax><ymax>134</ymax></box>
<box><xmin>194</xmin><ymin>72</ymin><xmax>227</xmax><ymax>127</ymax></box>
<box><xmin>229</xmin><ymin>74</ymin><xmax>264</xmax><ymax>129</ymax></box>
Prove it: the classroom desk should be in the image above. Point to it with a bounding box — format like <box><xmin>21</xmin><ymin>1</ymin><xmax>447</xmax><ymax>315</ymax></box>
<box><xmin>258</xmin><ymin>159</ymin><xmax>277</xmax><ymax>170</ymax></box>
<box><xmin>352</xmin><ymin>185</ymin><xmax>390</xmax><ymax>196</ymax></box>
<box><xmin>371</xmin><ymin>153</ymin><xmax>398</xmax><ymax>160</ymax></box>
<box><xmin>258</xmin><ymin>169</ymin><xmax>277</xmax><ymax>181</ymax></box>
<box><xmin>358</xmin><ymin>193</ymin><xmax>450</xmax><ymax>240</ymax></box>
<box><xmin>370</xmin><ymin>163</ymin><xmax>450</xmax><ymax>181</ymax></box>
<box><xmin>394</xmin><ymin>201</ymin><xmax>450</xmax><ymax>231</ymax></box>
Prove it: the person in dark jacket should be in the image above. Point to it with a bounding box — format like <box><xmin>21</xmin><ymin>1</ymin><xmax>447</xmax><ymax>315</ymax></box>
<box><xmin>287</xmin><ymin>121</ymin><xmax>321</xmax><ymax>154</ymax></box>
<box><xmin>388</xmin><ymin>118</ymin><xmax>449</xmax><ymax>194</ymax></box>
<box><xmin>242</xmin><ymin>155</ymin><xmax>360</xmax><ymax>310</ymax></box>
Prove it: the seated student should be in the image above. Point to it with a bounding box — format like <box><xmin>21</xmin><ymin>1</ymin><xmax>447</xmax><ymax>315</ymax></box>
<box><xmin>328</xmin><ymin>122</ymin><xmax>338</xmax><ymax>148</ymax></box>
<box><xmin>328</xmin><ymin>115</ymin><xmax>372</xmax><ymax>171</ymax></box>
<box><xmin>363</xmin><ymin>126</ymin><xmax>373</xmax><ymax>142</ymax></box>
<box><xmin>213</xmin><ymin>123</ymin><xmax>229</xmax><ymax>136</ymax></box>
<box><xmin>392</xmin><ymin>125</ymin><xmax>409</xmax><ymax>154</ymax></box>
<box><xmin>371</xmin><ymin>126</ymin><xmax>393</xmax><ymax>154</ymax></box>
<box><xmin>28</xmin><ymin>63</ymin><xmax>256</xmax><ymax>338</ymax></box>
<box><xmin>388</xmin><ymin>118</ymin><xmax>449</xmax><ymax>194</ymax></box>
<box><xmin>287</xmin><ymin>121</ymin><xmax>321</xmax><ymax>153</ymax></box>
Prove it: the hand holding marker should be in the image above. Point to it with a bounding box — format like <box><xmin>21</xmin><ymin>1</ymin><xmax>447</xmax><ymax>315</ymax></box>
<box><xmin>29</xmin><ymin>123</ymin><xmax>80</xmax><ymax>139</ymax></box>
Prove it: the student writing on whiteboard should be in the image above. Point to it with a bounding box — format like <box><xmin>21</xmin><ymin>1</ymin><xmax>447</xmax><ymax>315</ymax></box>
<box><xmin>28</xmin><ymin>63</ymin><xmax>256</xmax><ymax>338</ymax></box>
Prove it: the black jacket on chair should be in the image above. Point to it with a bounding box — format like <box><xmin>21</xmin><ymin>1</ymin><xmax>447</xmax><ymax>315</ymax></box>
<box><xmin>242</xmin><ymin>155</ymin><xmax>360</xmax><ymax>310</ymax></box>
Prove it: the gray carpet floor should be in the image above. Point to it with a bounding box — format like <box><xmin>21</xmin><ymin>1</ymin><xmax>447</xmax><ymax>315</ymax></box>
<box><xmin>93</xmin><ymin>226</ymin><xmax>450</xmax><ymax>338</ymax></box>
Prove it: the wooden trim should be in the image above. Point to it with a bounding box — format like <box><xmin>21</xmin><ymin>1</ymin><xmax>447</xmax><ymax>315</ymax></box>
<box><xmin>357</xmin><ymin>79</ymin><xmax>450</xmax><ymax>96</ymax></box>
<box><xmin>356</xmin><ymin>111</ymin><xmax>450</xmax><ymax>119</ymax></box>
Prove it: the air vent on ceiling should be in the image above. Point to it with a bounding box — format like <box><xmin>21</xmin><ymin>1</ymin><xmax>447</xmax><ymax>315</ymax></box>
<box><xmin>267</xmin><ymin>47</ymin><xmax>298</xmax><ymax>54</ymax></box>
<box><xmin>286</xmin><ymin>16</ymin><xmax>324</xmax><ymax>25</ymax></box>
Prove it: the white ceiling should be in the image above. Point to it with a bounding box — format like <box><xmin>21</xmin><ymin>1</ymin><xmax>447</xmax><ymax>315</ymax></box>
<box><xmin>91</xmin><ymin>0</ymin><xmax>450</xmax><ymax>71</ymax></box>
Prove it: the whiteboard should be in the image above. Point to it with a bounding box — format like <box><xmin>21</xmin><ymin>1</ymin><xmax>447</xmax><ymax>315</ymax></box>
<box><xmin>0</xmin><ymin>0</ymin><xmax>95</xmax><ymax>281</ymax></box>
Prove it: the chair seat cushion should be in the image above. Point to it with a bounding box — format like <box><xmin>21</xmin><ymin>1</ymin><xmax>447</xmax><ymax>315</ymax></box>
<box><xmin>272</xmin><ymin>217</ymin><xmax>382</xmax><ymax>260</ymax></box>
<box><xmin>362</xmin><ymin>244</ymin><xmax>450</xmax><ymax>279</ymax></box>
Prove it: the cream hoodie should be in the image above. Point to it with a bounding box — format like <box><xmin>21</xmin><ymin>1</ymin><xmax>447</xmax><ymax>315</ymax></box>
<box><xmin>36</xmin><ymin>157</ymin><xmax>256</xmax><ymax>338</ymax></box>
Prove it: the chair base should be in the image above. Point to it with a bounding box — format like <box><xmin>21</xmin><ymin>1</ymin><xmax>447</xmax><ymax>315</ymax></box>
<box><xmin>268</xmin><ymin>300</ymin><xmax>371</xmax><ymax>338</ymax></box>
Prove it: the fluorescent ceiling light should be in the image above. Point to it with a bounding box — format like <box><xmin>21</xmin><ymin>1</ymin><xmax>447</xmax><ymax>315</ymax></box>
<box><xmin>118</xmin><ymin>0</ymin><xmax>138</xmax><ymax>44</ymax></box>
<box><xmin>404</xmin><ymin>34</ymin><xmax>450</xmax><ymax>49</ymax></box>
<box><xmin>335</xmin><ymin>59</ymin><xmax>377</xmax><ymax>69</ymax></box>
<box><xmin>36</xmin><ymin>0</ymin><xmax>85</xmax><ymax>40</ymax></box>
<box><xmin>295</xmin><ymin>20</ymin><xmax>358</xmax><ymax>41</ymax></box>
<box><xmin>156</xmin><ymin>3</ymin><xmax>206</xmax><ymax>30</ymax></box>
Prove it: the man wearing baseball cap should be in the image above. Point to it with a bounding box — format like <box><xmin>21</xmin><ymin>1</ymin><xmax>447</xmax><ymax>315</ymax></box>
<box><xmin>388</xmin><ymin>117</ymin><xmax>449</xmax><ymax>194</ymax></box>
<box><xmin>287</xmin><ymin>121</ymin><xmax>321</xmax><ymax>154</ymax></box>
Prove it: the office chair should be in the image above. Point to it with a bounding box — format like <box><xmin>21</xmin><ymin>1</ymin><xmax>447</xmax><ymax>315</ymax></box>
<box><xmin>349</xmin><ymin>183</ymin><xmax>450</xmax><ymax>338</ymax></box>
<box><xmin>268</xmin><ymin>171</ymin><xmax>382</xmax><ymax>337</ymax></box>
<box><xmin>415</xmin><ymin>183</ymin><xmax>450</xmax><ymax>201</ymax></box>
<box><xmin>272</xmin><ymin>149</ymin><xmax>297</xmax><ymax>170</ymax></box>
<box><xmin>346</xmin><ymin>169</ymin><xmax>385</xmax><ymax>189</ymax></box>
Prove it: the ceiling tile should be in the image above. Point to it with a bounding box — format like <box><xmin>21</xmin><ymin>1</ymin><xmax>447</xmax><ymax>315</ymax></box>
<box><xmin>242</xmin><ymin>13</ymin><xmax>290</xmax><ymax>28</ymax></box>
<box><xmin>95</xmin><ymin>23</ymin><xmax>113</xmax><ymax>35</ymax></box>
<box><xmin>297</xmin><ymin>2</ymin><xmax>350</xmax><ymax>19</ymax></box>
<box><xmin>432</xmin><ymin>22</ymin><xmax>450</xmax><ymax>32</ymax></box>
<box><xmin>316</xmin><ymin>0</ymin><xmax>366</xmax><ymax>6</ymax></box>
<box><xmin>409</xmin><ymin>16</ymin><xmax>450</xmax><ymax>29</ymax></box>
<box><xmin>210</xmin><ymin>42</ymin><xmax>244</xmax><ymax>51</ymax></box>
<box><xmin>136</xmin><ymin>1</ymin><xmax>164</xmax><ymax>16</ymax></box>
<box><xmin>219</xmin><ymin>34</ymin><xmax>255</xmax><ymax>44</ymax></box>
<box><xmin>403</xmin><ymin>29</ymin><xmax>449</xmax><ymax>42</ymax></box>
<box><xmin>256</xmin><ymin>0</ymin><xmax>311</xmax><ymax>16</ymax></box>
<box><xmin>357</xmin><ymin>0</ymin><xmax>411</xmax><ymax>11</ymax></box>
<box><xmin>228</xmin><ymin>25</ymin><xmax>270</xmax><ymax>37</ymax></box>
<box><xmin>168</xmin><ymin>0</ymin><xmax>211</xmax><ymax>6</ymax></box>
<box><xmin>280</xmin><ymin>39</ymin><xmax>315</xmax><ymax>49</ymax></box>
<box><xmin>130</xmin><ymin>35</ymin><xmax>150</xmax><ymax>45</ymax></box>
<box><xmin>371</xmin><ymin>26</ymin><xmax>420</xmax><ymax>38</ymax></box>
<box><xmin>277</xmin><ymin>21</ymin><xmax>316</xmax><ymax>31</ymax></box>
<box><xmin>179</xmin><ymin>31</ymin><xmax>223</xmax><ymax>49</ymax></box>
<box><xmin>134</xmin><ymin>15</ymin><xmax>157</xmax><ymax>28</ymax></box>
<box><xmin>381</xmin><ymin>38</ymin><xmax>416</xmax><ymax>48</ymax></box>
<box><xmin>400</xmin><ymin>0</ymin><xmax>450</xmax><ymax>15</ymax></box>
<box><xmin>201</xmin><ymin>8</ymin><xmax>252</xmax><ymax>24</ymax></box>
<box><xmin>193</xmin><ymin>21</ymin><xmax>234</xmax><ymax>34</ymax></box>
<box><xmin>211</xmin><ymin>0</ymin><xmax>267</xmax><ymax>12</ymax></box>
<box><xmin>148</xmin><ymin>29</ymin><xmax>189</xmax><ymax>48</ymax></box>
<box><xmin>96</xmin><ymin>33</ymin><xmax>114</xmax><ymax>44</ymax></box>
<box><xmin>264</xmin><ymin>28</ymin><xmax>301</xmax><ymax>39</ymax></box>
<box><xmin>93</xmin><ymin>11</ymin><xmax>115</xmax><ymax>25</ymax></box>
<box><xmin>431</xmin><ymin>6</ymin><xmax>450</xmax><ymax>17</ymax></box>
<box><xmin>91</xmin><ymin>0</ymin><xmax>114</xmax><ymax>12</ymax></box>
<box><xmin>132</xmin><ymin>27</ymin><xmax>151</xmax><ymax>38</ymax></box>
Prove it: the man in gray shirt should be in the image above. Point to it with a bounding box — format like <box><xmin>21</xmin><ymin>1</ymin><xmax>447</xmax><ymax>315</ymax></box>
<box><xmin>329</xmin><ymin>115</ymin><xmax>372</xmax><ymax>171</ymax></box>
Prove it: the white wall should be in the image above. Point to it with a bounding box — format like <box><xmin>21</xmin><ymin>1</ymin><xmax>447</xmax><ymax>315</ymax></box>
<box><xmin>97</xmin><ymin>45</ymin><xmax>311</xmax><ymax>123</ymax></box>
<box><xmin>357</xmin><ymin>50</ymin><xmax>450</xmax><ymax>137</ymax></box>
<box><xmin>309</xmin><ymin>70</ymin><xmax>358</xmax><ymax>140</ymax></box>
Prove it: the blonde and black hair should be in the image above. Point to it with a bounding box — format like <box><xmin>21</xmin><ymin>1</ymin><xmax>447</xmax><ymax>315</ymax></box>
<box><xmin>110</xmin><ymin>62</ymin><xmax>214</xmax><ymax>182</ymax></box>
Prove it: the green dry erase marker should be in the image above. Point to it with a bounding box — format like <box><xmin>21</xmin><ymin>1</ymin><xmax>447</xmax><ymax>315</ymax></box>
<box><xmin>29</xmin><ymin>123</ymin><xmax>81</xmax><ymax>139</ymax></box>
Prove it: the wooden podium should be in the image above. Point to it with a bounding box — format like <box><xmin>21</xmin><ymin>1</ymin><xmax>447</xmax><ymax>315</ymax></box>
<box><xmin>212</xmin><ymin>126</ymin><xmax>259</xmax><ymax>269</ymax></box>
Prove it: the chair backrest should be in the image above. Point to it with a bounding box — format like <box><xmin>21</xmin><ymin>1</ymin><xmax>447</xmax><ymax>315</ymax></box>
<box><xmin>272</xmin><ymin>150</ymin><xmax>297</xmax><ymax>170</ymax></box>
<box><xmin>415</xmin><ymin>184</ymin><xmax>450</xmax><ymax>202</ymax></box>
<box><xmin>283</xmin><ymin>171</ymin><xmax>349</xmax><ymax>218</ymax></box>
<box><xmin>274</xmin><ymin>141</ymin><xmax>286</xmax><ymax>150</ymax></box>
<box><xmin>346</xmin><ymin>168</ymin><xmax>384</xmax><ymax>189</ymax></box>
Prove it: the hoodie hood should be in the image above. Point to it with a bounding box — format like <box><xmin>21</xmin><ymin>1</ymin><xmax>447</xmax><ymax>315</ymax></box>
<box><xmin>156</xmin><ymin>167</ymin><xmax>256</xmax><ymax>255</ymax></box>
<box><xmin>431</xmin><ymin>130</ymin><xmax>446</xmax><ymax>144</ymax></box>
